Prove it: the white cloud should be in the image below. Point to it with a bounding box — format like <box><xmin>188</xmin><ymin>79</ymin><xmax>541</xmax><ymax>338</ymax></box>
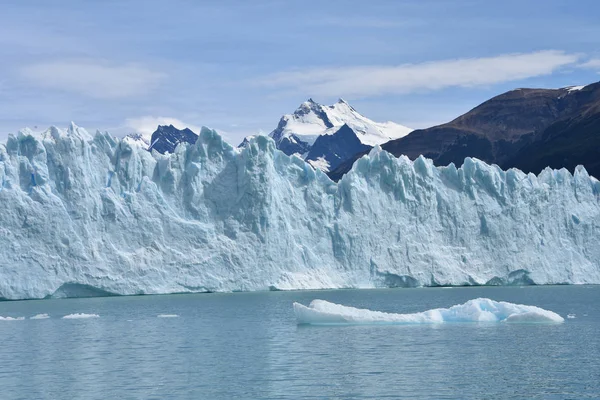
<box><xmin>256</xmin><ymin>50</ymin><xmax>581</xmax><ymax>98</ymax></box>
<box><xmin>578</xmin><ymin>58</ymin><xmax>600</xmax><ymax>70</ymax></box>
<box><xmin>124</xmin><ymin>116</ymin><xmax>201</xmax><ymax>140</ymax></box>
<box><xmin>20</xmin><ymin>60</ymin><xmax>164</xmax><ymax>99</ymax></box>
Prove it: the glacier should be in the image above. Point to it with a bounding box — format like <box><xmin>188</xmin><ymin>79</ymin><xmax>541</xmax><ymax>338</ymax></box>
<box><xmin>0</xmin><ymin>123</ymin><xmax>599</xmax><ymax>300</ymax></box>
<box><xmin>293</xmin><ymin>298</ymin><xmax>565</xmax><ymax>325</ymax></box>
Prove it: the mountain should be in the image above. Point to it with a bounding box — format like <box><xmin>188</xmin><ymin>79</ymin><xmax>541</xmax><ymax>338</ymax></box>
<box><xmin>123</xmin><ymin>133</ymin><xmax>150</xmax><ymax>148</ymax></box>
<box><xmin>238</xmin><ymin>135</ymin><xmax>256</xmax><ymax>148</ymax></box>
<box><xmin>1</xmin><ymin>124</ymin><xmax>599</xmax><ymax>299</ymax></box>
<box><xmin>148</xmin><ymin>124</ymin><xmax>198</xmax><ymax>154</ymax></box>
<box><xmin>265</xmin><ymin>98</ymin><xmax>412</xmax><ymax>171</ymax></box>
<box><xmin>305</xmin><ymin>124</ymin><xmax>371</xmax><ymax>172</ymax></box>
<box><xmin>504</xmin><ymin>86</ymin><xmax>600</xmax><ymax>176</ymax></box>
<box><xmin>328</xmin><ymin>82</ymin><xmax>600</xmax><ymax>180</ymax></box>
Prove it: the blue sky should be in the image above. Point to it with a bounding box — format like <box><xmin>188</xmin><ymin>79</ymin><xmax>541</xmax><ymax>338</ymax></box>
<box><xmin>1</xmin><ymin>0</ymin><xmax>600</xmax><ymax>143</ymax></box>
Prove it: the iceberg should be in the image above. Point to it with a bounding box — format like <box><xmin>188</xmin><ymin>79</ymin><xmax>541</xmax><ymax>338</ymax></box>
<box><xmin>30</xmin><ymin>313</ymin><xmax>50</xmax><ymax>319</ymax></box>
<box><xmin>62</xmin><ymin>313</ymin><xmax>100</xmax><ymax>319</ymax></box>
<box><xmin>0</xmin><ymin>123</ymin><xmax>599</xmax><ymax>300</ymax></box>
<box><xmin>293</xmin><ymin>298</ymin><xmax>565</xmax><ymax>325</ymax></box>
<box><xmin>0</xmin><ymin>316</ymin><xmax>25</xmax><ymax>321</ymax></box>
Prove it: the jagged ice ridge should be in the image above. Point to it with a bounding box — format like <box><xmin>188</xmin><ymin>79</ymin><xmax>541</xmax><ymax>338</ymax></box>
<box><xmin>0</xmin><ymin>123</ymin><xmax>599</xmax><ymax>300</ymax></box>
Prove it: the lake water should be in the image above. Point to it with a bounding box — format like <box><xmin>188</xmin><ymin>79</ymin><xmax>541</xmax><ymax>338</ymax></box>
<box><xmin>1</xmin><ymin>286</ymin><xmax>598</xmax><ymax>399</ymax></box>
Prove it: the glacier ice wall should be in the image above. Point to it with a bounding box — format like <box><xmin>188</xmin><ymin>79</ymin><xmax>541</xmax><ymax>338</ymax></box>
<box><xmin>0</xmin><ymin>124</ymin><xmax>599</xmax><ymax>299</ymax></box>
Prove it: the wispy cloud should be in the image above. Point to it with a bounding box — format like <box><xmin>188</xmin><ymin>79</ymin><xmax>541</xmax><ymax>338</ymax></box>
<box><xmin>20</xmin><ymin>60</ymin><xmax>164</xmax><ymax>99</ymax></box>
<box><xmin>578</xmin><ymin>58</ymin><xmax>600</xmax><ymax>71</ymax></box>
<box><xmin>255</xmin><ymin>50</ymin><xmax>581</xmax><ymax>98</ymax></box>
<box><xmin>124</xmin><ymin>116</ymin><xmax>201</xmax><ymax>140</ymax></box>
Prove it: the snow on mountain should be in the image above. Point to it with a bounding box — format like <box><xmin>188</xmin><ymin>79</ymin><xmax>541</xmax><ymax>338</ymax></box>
<box><xmin>306</xmin><ymin>156</ymin><xmax>330</xmax><ymax>171</ymax></box>
<box><xmin>320</xmin><ymin>99</ymin><xmax>412</xmax><ymax>146</ymax></box>
<box><xmin>264</xmin><ymin>99</ymin><xmax>412</xmax><ymax>172</ymax></box>
<box><xmin>269</xmin><ymin>98</ymin><xmax>412</xmax><ymax>153</ymax></box>
<box><xmin>123</xmin><ymin>133</ymin><xmax>150</xmax><ymax>149</ymax></box>
<box><xmin>0</xmin><ymin>124</ymin><xmax>599</xmax><ymax>300</ymax></box>
<box><xmin>305</xmin><ymin>124</ymin><xmax>371</xmax><ymax>172</ymax></box>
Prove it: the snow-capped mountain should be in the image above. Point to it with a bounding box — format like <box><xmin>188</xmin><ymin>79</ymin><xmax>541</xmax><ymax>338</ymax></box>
<box><xmin>305</xmin><ymin>124</ymin><xmax>371</xmax><ymax>172</ymax></box>
<box><xmin>123</xmin><ymin>133</ymin><xmax>150</xmax><ymax>148</ymax></box>
<box><xmin>266</xmin><ymin>99</ymin><xmax>412</xmax><ymax>171</ymax></box>
<box><xmin>148</xmin><ymin>125</ymin><xmax>198</xmax><ymax>154</ymax></box>
<box><xmin>1</xmin><ymin>124</ymin><xmax>599</xmax><ymax>300</ymax></box>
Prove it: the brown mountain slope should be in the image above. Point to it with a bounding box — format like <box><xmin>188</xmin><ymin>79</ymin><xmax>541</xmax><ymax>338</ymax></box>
<box><xmin>328</xmin><ymin>81</ymin><xmax>600</xmax><ymax>180</ymax></box>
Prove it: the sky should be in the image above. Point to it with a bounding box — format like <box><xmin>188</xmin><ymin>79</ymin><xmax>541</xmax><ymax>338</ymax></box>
<box><xmin>1</xmin><ymin>0</ymin><xmax>600</xmax><ymax>144</ymax></box>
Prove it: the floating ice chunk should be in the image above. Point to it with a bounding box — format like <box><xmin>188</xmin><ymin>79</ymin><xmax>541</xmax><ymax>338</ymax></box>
<box><xmin>0</xmin><ymin>316</ymin><xmax>25</xmax><ymax>321</ymax></box>
<box><xmin>30</xmin><ymin>314</ymin><xmax>50</xmax><ymax>319</ymax></box>
<box><xmin>567</xmin><ymin>314</ymin><xmax>576</xmax><ymax>319</ymax></box>
<box><xmin>157</xmin><ymin>314</ymin><xmax>179</xmax><ymax>318</ymax></box>
<box><xmin>293</xmin><ymin>298</ymin><xmax>564</xmax><ymax>325</ymax></box>
<box><xmin>62</xmin><ymin>313</ymin><xmax>100</xmax><ymax>319</ymax></box>
<box><xmin>503</xmin><ymin>311</ymin><xmax>563</xmax><ymax>323</ymax></box>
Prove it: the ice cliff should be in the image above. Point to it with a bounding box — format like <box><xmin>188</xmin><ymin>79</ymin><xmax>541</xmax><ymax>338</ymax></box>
<box><xmin>1</xmin><ymin>124</ymin><xmax>599</xmax><ymax>300</ymax></box>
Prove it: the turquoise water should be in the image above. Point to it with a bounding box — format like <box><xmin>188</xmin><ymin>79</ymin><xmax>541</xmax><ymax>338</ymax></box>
<box><xmin>0</xmin><ymin>286</ymin><xmax>598</xmax><ymax>399</ymax></box>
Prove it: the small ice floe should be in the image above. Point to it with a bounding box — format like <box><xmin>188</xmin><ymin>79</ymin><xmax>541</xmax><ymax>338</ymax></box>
<box><xmin>62</xmin><ymin>313</ymin><xmax>100</xmax><ymax>319</ymax></box>
<box><xmin>293</xmin><ymin>298</ymin><xmax>564</xmax><ymax>325</ymax></box>
<box><xmin>567</xmin><ymin>314</ymin><xmax>576</xmax><ymax>319</ymax></box>
<box><xmin>30</xmin><ymin>314</ymin><xmax>50</xmax><ymax>320</ymax></box>
<box><xmin>0</xmin><ymin>316</ymin><xmax>25</xmax><ymax>321</ymax></box>
<box><xmin>157</xmin><ymin>314</ymin><xmax>179</xmax><ymax>318</ymax></box>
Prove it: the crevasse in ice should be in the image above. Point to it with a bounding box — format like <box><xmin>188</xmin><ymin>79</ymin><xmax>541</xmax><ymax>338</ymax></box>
<box><xmin>0</xmin><ymin>123</ymin><xmax>599</xmax><ymax>299</ymax></box>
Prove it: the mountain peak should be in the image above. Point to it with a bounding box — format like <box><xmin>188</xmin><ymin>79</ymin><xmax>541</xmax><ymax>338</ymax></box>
<box><xmin>268</xmin><ymin>98</ymin><xmax>412</xmax><ymax>171</ymax></box>
<box><xmin>123</xmin><ymin>133</ymin><xmax>150</xmax><ymax>148</ymax></box>
<box><xmin>148</xmin><ymin>125</ymin><xmax>198</xmax><ymax>154</ymax></box>
<box><xmin>295</xmin><ymin>98</ymin><xmax>325</xmax><ymax>116</ymax></box>
<box><xmin>272</xmin><ymin>98</ymin><xmax>411</xmax><ymax>148</ymax></box>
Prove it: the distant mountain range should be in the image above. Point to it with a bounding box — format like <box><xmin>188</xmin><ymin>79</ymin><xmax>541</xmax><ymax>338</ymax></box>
<box><xmin>329</xmin><ymin>81</ymin><xmax>600</xmax><ymax>180</ymax></box>
<box><xmin>143</xmin><ymin>81</ymin><xmax>600</xmax><ymax>180</ymax></box>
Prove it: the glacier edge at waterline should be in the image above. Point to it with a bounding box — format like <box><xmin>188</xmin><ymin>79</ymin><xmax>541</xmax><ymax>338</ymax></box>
<box><xmin>0</xmin><ymin>123</ymin><xmax>599</xmax><ymax>300</ymax></box>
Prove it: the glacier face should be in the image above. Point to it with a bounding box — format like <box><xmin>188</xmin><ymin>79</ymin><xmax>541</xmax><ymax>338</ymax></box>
<box><xmin>0</xmin><ymin>123</ymin><xmax>599</xmax><ymax>300</ymax></box>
